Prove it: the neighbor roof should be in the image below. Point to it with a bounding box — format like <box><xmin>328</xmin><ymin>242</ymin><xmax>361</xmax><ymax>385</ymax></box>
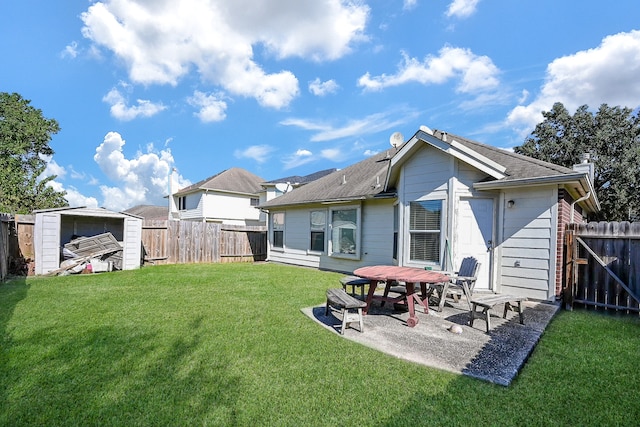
<box><xmin>122</xmin><ymin>205</ymin><xmax>168</xmax><ymax>220</ymax></box>
<box><xmin>259</xmin><ymin>150</ymin><xmax>398</xmax><ymax>209</ymax></box>
<box><xmin>174</xmin><ymin>167</ymin><xmax>264</xmax><ymax>196</ymax></box>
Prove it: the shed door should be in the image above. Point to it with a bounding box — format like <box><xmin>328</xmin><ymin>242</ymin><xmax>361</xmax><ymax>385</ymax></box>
<box><xmin>454</xmin><ymin>198</ymin><xmax>494</xmax><ymax>290</ymax></box>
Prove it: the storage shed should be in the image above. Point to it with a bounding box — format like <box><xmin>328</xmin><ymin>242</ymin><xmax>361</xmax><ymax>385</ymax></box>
<box><xmin>34</xmin><ymin>207</ymin><xmax>143</xmax><ymax>275</ymax></box>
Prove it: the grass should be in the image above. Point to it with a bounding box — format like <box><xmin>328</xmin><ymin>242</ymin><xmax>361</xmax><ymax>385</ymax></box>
<box><xmin>1</xmin><ymin>263</ymin><xmax>639</xmax><ymax>426</ymax></box>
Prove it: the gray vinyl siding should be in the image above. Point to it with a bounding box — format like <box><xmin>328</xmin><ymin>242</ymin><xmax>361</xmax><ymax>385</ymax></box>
<box><xmin>267</xmin><ymin>201</ymin><xmax>394</xmax><ymax>273</ymax></box>
<box><xmin>319</xmin><ymin>200</ymin><xmax>394</xmax><ymax>272</ymax></box>
<box><xmin>399</xmin><ymin>147</ymin><xmax>451</xmax><ymax>268</ymax></box>
<box><xmin>268</xmin><ymin>208</ymin><xmax>321</xmax><ymax>269</ymax></box>
<box><xmin>402</xmin><ymin>147</ymin><xmax>450</xmax><ymax>201</ymax></box>
<box><xmin>499</xmin><ymin>187</ymin><xmax>557</xmax><ymax>300</ymax></box>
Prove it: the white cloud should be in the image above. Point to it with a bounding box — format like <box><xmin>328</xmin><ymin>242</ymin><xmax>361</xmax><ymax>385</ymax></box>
<box><xmin>81</xmin><ymin>0</ymin><xmax>368</xmax><ymax>110</ymax></box>
<box><xmin>234</xmin><ymin>145</ymin><xmax>275</xmax><ymax>163</ymax></box>
<box><xmin>403</xmin><ymin>0</ymin><xmax>418</xmax><ymax>10</ymax></box>
<box><xmin>320</xmin><ymin>148</ymin><xmax>342</xmax><ymax>161</ymax></box>
<box><xmin>507</xmin><ymin>30</ymin><xmax>640</xmax><ymax>131</ymax></box>
<box><xmin>188</xmin><ymin>91</ymin><xmax>227</xmax><ymax>122</ymax></box>
<box><xmin>446</xmin><ymin>0</ymin><xmax>481</xmax><ymax>19</ymax></box>
<box><xmin>295</xmin><ymin>149</ymin><xmax>313</xmax><ymax>157</ymax></box>
<box><xmin>40</xmin><ymin>158</ymin><xmax>99</xmax><ymax>208</ymax></box>
<box><xmin>281</xmin><ymin>110</ymin><xmax>419</xmax><ymax>142</ymax></box>
<box><xmin>58</xmin><ymin>185</ymin><xmax>100</xmax><ymax>209</ymax></box>
<box><xmin>41</xmin><ymin>157</ymin><xmax>66</xmax><ymax>180</ymax></box>
<box><xmin>282</xmin><ymin>148</ymin><xmax>315</xmax><ymax>170</ymax></box>
<box><xmin>358</xmin><ymin>47</ymin><xmax>500</xmax><ymax>94</ymax></box>
<box><xmin>363</xmin><ymin>149</ymin><xmax>379</xmax><ymax>156</ymax></box>
<box><xmin>61</xmin><ymin>41</ymin><xmax>79</xmax><ymax>59</ymax></box>
<box><xmin>93</xmin><ymin>131</ymin><xmax>188</xmax><ymax>211</ymax></box>
<box><xmin>308</xmin><ymin>78</ymin><xmax>339</xmax><ymax>96</ymax></box>
<box><xmin>103</xmin><ymin>87</ymin><xmax>166</xmax><ymax>121</ymax></box>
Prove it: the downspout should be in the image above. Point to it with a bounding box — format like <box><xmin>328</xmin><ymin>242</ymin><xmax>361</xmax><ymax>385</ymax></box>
<box><xmin>570</xmin><ymin>191</ymin><xmax>590</xmax><ymax>223</ymax></box>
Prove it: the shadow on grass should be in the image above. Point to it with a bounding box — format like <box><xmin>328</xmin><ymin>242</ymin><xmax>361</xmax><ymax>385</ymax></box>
<box><xmin>2</xmin><ymin>312</ymin><xmax>242</xmax><ymax>425</ymax></box>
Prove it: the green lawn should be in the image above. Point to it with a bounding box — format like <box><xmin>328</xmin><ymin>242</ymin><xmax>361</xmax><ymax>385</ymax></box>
<box><xmin>1</xmin><ymin>263</ymin><xmax>639</xmax><ymax>426</ymax></box>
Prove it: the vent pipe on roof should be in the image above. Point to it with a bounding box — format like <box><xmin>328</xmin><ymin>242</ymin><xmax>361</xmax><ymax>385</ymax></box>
<box><xmin>573</xmin><ymin>152</ymin><xmax>594</xmax><ymax>185</ymax></box>
<box><xmin>441</xmin><ymin>132</ymin><xmax>447</xmax><ymax>142</ymax></box>
<box><xmin>342</xmin><ymin>174</ymin><xmax>347</xmax><ymax>185</ymax></box>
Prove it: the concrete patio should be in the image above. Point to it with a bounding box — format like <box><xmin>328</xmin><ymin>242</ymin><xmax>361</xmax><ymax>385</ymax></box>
<box><xmin>302</xmin><ymin>292</ymin><xmax>559</xmax><ymax>386</ymax></box>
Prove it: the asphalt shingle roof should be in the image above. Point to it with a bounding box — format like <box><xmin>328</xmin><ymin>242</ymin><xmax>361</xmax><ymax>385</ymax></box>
<box><xmin>260</xmin><ymin>129</ymin><xmax>583</xmax><ymax>209</ymax></box>
<box><xmin>264</xmin><ymin>168</ymin><xmax>337</xmax><ymax>185</ymax></box>
<box><xmin>259</xmin><ymin>149</ymin><xmax>398</xmax><ymax>208</ymax></box>
<box><xmin>175</xmin><ymin>167</ymin><xmax>264</xmax><ymax>196</ymax></box>
<box><xmin>438</xmin><ymin>130</ymin><xmax>577</xmax><ymax>181</ymax></box>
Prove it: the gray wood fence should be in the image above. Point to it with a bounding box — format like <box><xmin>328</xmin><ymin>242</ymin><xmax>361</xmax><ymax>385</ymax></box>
<box><xmin>0</xmin><ymin>214</ymin><xmax>10</xmax><ymax>282</ymax></box>
<box><xmin>141</xmin><ymin>220</ymin><xmax>267</xmax><ymax>264</ymax></box>
<box><xmin>564</xmin><ymin>222</ymin><xmax>640</xmax><ymax>313</ymax></box>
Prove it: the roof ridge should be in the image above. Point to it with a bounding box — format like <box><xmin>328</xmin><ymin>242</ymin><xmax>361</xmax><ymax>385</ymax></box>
<box><xmin>446</xmin><ymin>132</ymin><xmax>576</xmax><ymax>175</ymax></box>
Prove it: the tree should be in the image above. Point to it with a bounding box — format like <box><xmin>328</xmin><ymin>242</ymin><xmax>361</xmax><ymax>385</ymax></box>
<box><xmin>514</xmin><ymin>102</ymin><xmax>640</xmax><ymax>221</ymax></box>
<box><xmin>0</xmin><ymin>92</ymin><xmax>68</xmax><ymax>214</ymax></box>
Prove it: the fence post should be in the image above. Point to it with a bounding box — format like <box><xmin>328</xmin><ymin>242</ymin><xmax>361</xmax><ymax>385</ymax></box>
<box><xmin>563</xmin><ymin>225</ymin><xmax>575</xmax><ymax>310</ymax></box>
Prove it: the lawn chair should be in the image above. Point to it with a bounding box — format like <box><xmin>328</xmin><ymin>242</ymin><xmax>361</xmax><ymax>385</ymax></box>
<box><xmin>437</xmin><ymin>256</ymin><xmax>480</xmax><ymax>312</ymax></box>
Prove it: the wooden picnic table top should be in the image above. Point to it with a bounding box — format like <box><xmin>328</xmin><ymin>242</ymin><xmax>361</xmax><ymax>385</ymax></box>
<box><xmin>354</xmin><ymin>265</ymin><xmax>449</xmax><ymax>284</ymax></box>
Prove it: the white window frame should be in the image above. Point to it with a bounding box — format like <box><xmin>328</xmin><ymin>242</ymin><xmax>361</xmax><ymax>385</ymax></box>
<box><xmin>309</xmin><ymin>210</ymin><xmax>326</xmax><ymax>253</ymax></box>
<box><xmin>408</xmin><ymin>199</ymin><xmax>443</xmax><ymax>265</ymax></box>
<box><xmin>328</xmin><ymin>205</ymin><xmax>361</xmax><ymax>260</ymax></box>
<box><xmin>271</xmin><ymin>212</ymin><xmax>285</xmax><ymax>250</ymax></box>
<box><xmin>393</xmin><ymin>203</ymin><xmax>399</xmax><ymax>261</ymax></box>
<box><xmin>178</xmin><ymin>196</ymin><xmax>187</xmax><ymax>211</ymax></box>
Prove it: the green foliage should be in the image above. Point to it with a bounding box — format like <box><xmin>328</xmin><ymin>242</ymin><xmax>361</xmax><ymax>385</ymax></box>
<box><xmin>515</xmin><ymin>102</ymin><xmax>640</xmax><ymax>221</ymax></box>
<box><xmin>1</xmin><ymin>263</ymin><xmax>639</xmax><ymax>426</ymax></box>
<box><xmin>0</xmin><ymin>92</ymin><xmax>67</xmax><ymax>214</ymax></box>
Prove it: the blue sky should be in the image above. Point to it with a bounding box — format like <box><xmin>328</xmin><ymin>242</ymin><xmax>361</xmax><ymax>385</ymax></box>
<box><xmin>2</xmin><ymin>0</ymin><xmax>640</xmax><ymax>211</ymax></box>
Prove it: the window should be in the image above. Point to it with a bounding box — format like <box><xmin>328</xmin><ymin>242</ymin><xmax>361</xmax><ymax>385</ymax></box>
<box><xmin>393</xmin><ymin>204</ymin><xmax>399</xmax><ymax>260</ymax></box>
<box><xmin>250</xmin><ymin>198</ymin><xmax>259</xmax><ymax>207</ymax></box>
<box><xmin>330</xmin><ymin>208</ymin><xmax>359</xmax><ymax>257</ymax></box>
<box><xmin>409</xmin><ymin>200</ymin><xmax>442</xmax><ymax>262</ymax></box>
<box><xmin>272</xmin><ymin>212</ymin><xmax>284</xmax><ymax>248</ymax></box>
<box><xmin>178</xmin><ymin>196</ymin><xmax>187</xmax><ymax>211</ymax></box>
<box><xmin>310</xmin><ymin>210</ymin><xmax>326</xmax><ymax>252</ymax></box>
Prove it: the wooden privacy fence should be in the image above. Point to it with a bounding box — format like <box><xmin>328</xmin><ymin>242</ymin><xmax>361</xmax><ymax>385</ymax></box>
<box><xmin>141</xmin><ymin>220</ymin><xmax>267</xmax><ymax>264</ymax></box>
<box><xmin>0</xmin><ymin>214</ymin><xmax>10</xmax><ymax>281</ymax></box>
<box><xmin>564</xmin><ymin>222</ymin><xmax>640</xmax><ymax>313</ymax></box>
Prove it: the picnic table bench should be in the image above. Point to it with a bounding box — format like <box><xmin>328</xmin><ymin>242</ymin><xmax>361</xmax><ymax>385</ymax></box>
<box><xmin>340</xmin><ymin>276</ymin><xmax>370</xmax><ymax>298</ymax></box>
<box><xmin>326</xmin><ymin>288</ymin><xmax>367</xmax><ymax>334</ymax></box>
<box><xmin>469</xmin><ymin>294</ymin><xmax>527</xmax><ymax>333</ymax></box>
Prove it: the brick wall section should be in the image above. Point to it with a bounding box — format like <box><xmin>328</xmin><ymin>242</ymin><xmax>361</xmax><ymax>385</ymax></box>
<box><xmin>556</xmin><ymin>189</ymin><xmax>584</xmax><ymax>296</ymax></box>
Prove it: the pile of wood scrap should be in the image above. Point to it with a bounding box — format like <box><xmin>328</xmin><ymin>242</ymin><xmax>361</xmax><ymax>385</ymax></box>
<box><xmin>46</xmin><ymin>233</ymin><xmax>123</xmax><ymax>276</ymax></box>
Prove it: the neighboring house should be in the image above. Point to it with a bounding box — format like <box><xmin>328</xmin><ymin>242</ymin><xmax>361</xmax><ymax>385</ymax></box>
<box><xmin>123</xmin><ymin>204</ymin><xmax>169</xmax><ymax>221</ymax></box>
<box><xmin>33</xmin><ymin>206</ymin><xmax>143</xmax><ymax>275</ymax></box>
<box><xmin>169</xmin><ymin>167</ymin><xmax>265</xmax><ymax>225</ymax></box>
<box><xmin>259</xmin><ymin>169</ymin><xmax>337</xmax><ymax>202</ymax></box>
<box><xmin>259</xmin><ymin>126</ymin><xmax>599</xmax><ymax>301</ymax></box>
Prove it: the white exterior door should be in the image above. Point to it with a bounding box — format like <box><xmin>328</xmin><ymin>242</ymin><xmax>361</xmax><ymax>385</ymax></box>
<box><xmin>454</xmin><ymin>198</ymin><xmax>494</xmax><ymax>290</ymax></box>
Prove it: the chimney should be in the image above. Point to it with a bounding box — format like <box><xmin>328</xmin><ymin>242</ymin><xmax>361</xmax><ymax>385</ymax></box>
<box><xmin>573</xmin><ymin>153</ymin><xmax>594</xmax><ymax>185</ymax></box>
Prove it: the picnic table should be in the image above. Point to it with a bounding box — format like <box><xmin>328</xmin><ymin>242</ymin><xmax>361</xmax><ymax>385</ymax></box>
<box><xmin>353</xmin><ymin>266</ymin><xmax>449</xmax><ymax>327</ymax></box>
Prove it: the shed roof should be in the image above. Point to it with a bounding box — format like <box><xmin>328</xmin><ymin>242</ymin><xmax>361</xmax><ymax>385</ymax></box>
<box><xmin>174</xmin><ymin>167</ymin><xmax>265</xmax><ymax>196</ymax></box>
<box><xmin>33</xmin><ymin>206</ymin><xmax>139</xmax><ymax>219</ymax></box>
